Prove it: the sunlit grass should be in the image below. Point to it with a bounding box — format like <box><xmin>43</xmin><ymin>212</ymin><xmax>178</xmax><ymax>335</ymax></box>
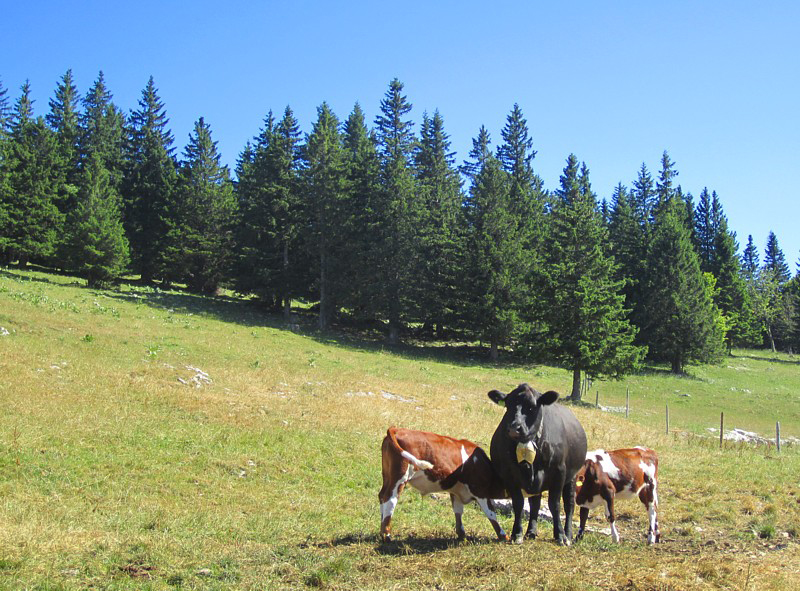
<box><xmin>1</xmin><ymin>266</ymin><xmax>799</xmax><ymax>590</ymax></box>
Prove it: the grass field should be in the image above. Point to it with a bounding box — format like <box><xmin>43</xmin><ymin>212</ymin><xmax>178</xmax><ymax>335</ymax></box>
<box><xmin>1</xmin><ymin>267</ymin><xmax>799</xmax><ymax>590</ymax></box>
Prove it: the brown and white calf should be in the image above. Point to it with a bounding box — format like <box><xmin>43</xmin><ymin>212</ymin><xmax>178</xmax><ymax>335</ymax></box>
<box><xmin>379</xmin><ymin>427</ymin><xmax>508</xmax><ymax>542</ymax></box>
<box><xmin>575</xmin><ymin>447</ymin><xmax>660</xmax><ymax>545</ymax></box>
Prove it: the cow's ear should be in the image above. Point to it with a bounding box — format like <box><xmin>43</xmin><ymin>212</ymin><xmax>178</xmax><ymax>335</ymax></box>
<box><xmin>488</xmin><ymin>389</ymin><xmax>507</xmax><ymax>406</ymax></box>
<box><xmin>538</xmin><ymin>390</ymin><xmax>559</xmax><ymax>406</ymax></box>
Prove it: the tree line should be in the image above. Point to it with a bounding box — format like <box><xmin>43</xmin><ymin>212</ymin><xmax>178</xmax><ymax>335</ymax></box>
<box><xmin>1</xmin><ymin>72</ymin><xmax>798</xmax><ymax>397</ymax></box>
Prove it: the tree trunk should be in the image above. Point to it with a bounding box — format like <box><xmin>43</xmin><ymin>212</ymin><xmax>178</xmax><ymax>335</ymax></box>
<box><xmin>570</xmin><ymin>368</ymin><xmax>582</xmax><ymax>401</ymax></box>
<box><xmin>388</xmin><ymin>322</ymin><xmax>399</xmax><ymax>345</ymax></box>
<box><xmin>490</xmin><ymin>340</ymin><xmax>498</xmax><ymax>361</ymax></box>
<box><xmin>318</xmin><ymin>242</ymin><xmax>327</xmax><ymax>331</ymax></box>
<box><xmin>671</xmin><ymin>357</ymin><xmax>683</xmax><ymax>374</ymax></box>
<box><xmin>283</xmin><ymin>239</ymin><xmax>291</xmax><ymax>322</ymax></box>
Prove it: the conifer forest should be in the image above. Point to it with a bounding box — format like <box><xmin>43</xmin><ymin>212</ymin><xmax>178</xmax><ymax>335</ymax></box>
<box><xmin>1</xmin><ymin>72</ymin><xmax>798</xmax><ymax>395</ymax></box>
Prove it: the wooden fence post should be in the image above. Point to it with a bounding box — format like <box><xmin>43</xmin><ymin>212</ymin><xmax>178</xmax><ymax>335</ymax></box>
<box><xmin>626</xmin><ymin>387</ymin><xmax>630</xmax><ymax>418</ymax></box>
<box><xmin>777</xmin><ymin>422</ymin><xmax>781</xmax><ymax>453</ymax></box>
<box><xmin>665</xmin><ymin>404</ymin><xmax>669</xmax><ymax>435</ymax></box>
<box><xmin>595</xmin><ymin>389</ymin><xmax>599</xmax><ymax>409</ymax></box>
<box><xmin>719</xmin><ymin>412</ymin><xmax>724</xmax><ymax>448</ymax></box>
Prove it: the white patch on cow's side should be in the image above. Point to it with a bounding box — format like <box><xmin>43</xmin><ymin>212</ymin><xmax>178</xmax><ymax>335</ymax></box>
<box><xmin>576</xmin><ymin>493</ymin><xmax>606</xmax><ymax>510</ymax></box>
<box><xmin>639</xmin><ymin>460</ymin><xmax>656</xmax><ymax>483</ymax></box>
<box><xmin>460</xmin><ymin>445</ymin><xmax>469</xmax><ymax>464</ymax></box>
<box><xmin>588</xmin><ymin>449</ymin><xmax>621</xmax><ymax>481</ymax></box>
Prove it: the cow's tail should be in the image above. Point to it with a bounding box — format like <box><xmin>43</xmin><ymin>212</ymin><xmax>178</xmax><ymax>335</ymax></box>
<box><xmin>386</xmin><ymin>427</ymin><xmax>434</xmax><ymax>471</ymax></box>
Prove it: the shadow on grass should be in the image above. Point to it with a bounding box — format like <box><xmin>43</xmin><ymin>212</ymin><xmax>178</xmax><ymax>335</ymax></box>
<box><xmin>314</xmin><ymin>533</ymin><xmax>498</xmax><ymax>555</ymax></box>
<box><xmin>373</xmin><ymin>536</ymin><xmax>496</xmax><ymax>556</ymax></box>
<box><xmin>3</xmin><ymin>265</ymin><xmax>535</xmax><ymax>370</ymax></box>
<box><xmin>730</xmin><ymin>352</ymin><xmax>800</xmax><ymax>366</ymax></box>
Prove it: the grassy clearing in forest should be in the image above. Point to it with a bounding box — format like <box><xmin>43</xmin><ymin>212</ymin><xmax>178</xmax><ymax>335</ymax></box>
<box><xmin>1</xmin><ymin>267</ymin><xmax>799</xmax><ymax>590</ymax></box>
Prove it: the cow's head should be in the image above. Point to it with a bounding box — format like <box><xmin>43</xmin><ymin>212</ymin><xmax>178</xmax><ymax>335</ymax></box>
<box><xmin>488</xmin><ymin>383</ymin><xmax>559</xmax><ymax>443</ymax></box>
<box><xmin>574</xmin><ymin>459</ymin><xmax>597</xmax><ymax>503</ymax></box>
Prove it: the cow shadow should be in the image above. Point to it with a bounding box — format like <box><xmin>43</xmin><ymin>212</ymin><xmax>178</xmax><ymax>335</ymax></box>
<box><xmin>318</xmin><ymin>533</ymin><xmax>496</xmax><ymax>556</ymax></box>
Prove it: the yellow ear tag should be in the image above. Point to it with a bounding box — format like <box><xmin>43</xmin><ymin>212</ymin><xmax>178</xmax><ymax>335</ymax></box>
<box><xmin>576</xmin><ymin>480</ymin><xmax>583</xmax><ymax>488</ymax></box>
<box><xmin>516</xmin><ymin>441</ymin><xmax>537</xmax><ymax>464</ymax></box>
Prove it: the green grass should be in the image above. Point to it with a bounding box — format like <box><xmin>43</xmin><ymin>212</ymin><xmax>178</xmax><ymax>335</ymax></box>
<box><xmin>1</xmin><ymin>266</ymin><xmax>799</xmax><ymax>590</ymax></box>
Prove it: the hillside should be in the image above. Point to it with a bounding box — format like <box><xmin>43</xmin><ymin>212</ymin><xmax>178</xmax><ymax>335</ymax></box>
<box><xmin>1</xmin><ymin>267</ymin><xmax>799</xmax><ymax>590</ymax></box>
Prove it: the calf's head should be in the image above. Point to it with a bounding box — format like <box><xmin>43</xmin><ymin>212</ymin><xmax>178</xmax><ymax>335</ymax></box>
<box><xmin>488</xmin><ymin>384</ymin><xmax>559</xmax><ymax>444</ymax></box>
<box><xmin>574</xmin><ymin>459</ymin><xmax>599</xmax><ymax>504</ymax></box>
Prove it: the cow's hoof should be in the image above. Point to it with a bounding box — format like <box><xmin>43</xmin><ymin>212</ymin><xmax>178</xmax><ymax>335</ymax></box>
<box><xmin>525</xmin><ymin>531</ymin><xmax>537</xmax><ymax>540</ymax></box>
<box><xmin>510</xmin><ymin>534</ymin><xmax>524</xmax><ymax>545</ymax></box>
<box><xmin>555</xmin><ymin>535</ymin><xmax>571</xmax><ymax>547</ymax></box>
<box><xmin>381</xmin><ymin>534</ymin><xmax>392</xmax><ymax>543</ymax></box>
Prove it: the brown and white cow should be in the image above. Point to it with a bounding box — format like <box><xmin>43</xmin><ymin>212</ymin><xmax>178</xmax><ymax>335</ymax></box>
<box><xmin>379</xmin><ymin>427</ymin><xmax>509</xmax><ymax>542</ymax></box>
<box><xmin>575</xmin><ymin>447</ymin><xmax>660</xmax><ymax>545</ymax></box>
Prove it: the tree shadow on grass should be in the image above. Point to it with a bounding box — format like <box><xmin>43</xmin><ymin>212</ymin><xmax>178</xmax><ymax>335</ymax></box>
<box><xmin>1</xmin><ymin>265</ymin><xmax>552</xmax><ymax>374</ymax></box>
<box><xmin>730</xmin><ymin>352</ymin><xmax>800</xmax><ymax>366</ymax></box>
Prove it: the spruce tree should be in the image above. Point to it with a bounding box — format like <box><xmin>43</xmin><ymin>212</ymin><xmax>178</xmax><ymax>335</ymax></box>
<box><xmin>742</xmin><ymin>235</ymin><xmax>759</xmax><ymax>279</ymax></box>
<box><xmin>460</xmin><ymin>125</ymin><xmax>491</xmax><ymax>181</ymax></box>
<box><xmin>608</xmin><ymin>182</ymin><xmax>647</xmax><ymax>333</ymax></box>
<box><xmin>464</xmin><ymin>154</ymin><xmax>525</xmax><ymax>360</ymax></box>
<box><xmin>175</xmin><ymin>117</ymin><xmax>236</xmax><ymax>293</ymax></box>
<box><xmin>0</xmin><ymin>78</ymin><xmax>10</xmax><ymax>137</ymax></box>
<box><xmin>340</xmin><ymin>103</ymin><xmax>381</xmax><ymax>319</ymax></box>
<box><xmin>631</xmin><ymin>163</ymin><xmax>656</xmax><ymax>228</ymax></box>
<box><xmin>643</xmin><ymin>198</ymin><xmax>724</xmax><ymax>373</ymax></box>
<box><xmin>373</xmin><ymin>78</ymin><xmax>419</xmax><ymax>343</ymax></box>
<box><xmin>710</xmin><ymin>217</ymin><xmax>756</xmax><ymax>350</ymax></box>
<box><xmin>65</xmin><ymin>152</ymin><xmax>129</xmax><ymax>286</ymax></box>
<box><xmin>413</xmin><ymin>110</ymin><xmax>465</xmax><ymax>336</ymax></box>
<box><xmin>122</xmin><ymin>76</ymin><xmax>178</xmax><ymax>284</ymax></box>
<box><xmin>234</xmin><ymin>107</ymin><xmax>305</xmax><ymax>318</ymax></box>
<box><xmin>654</xmin><ymin>150</ymin><xmax>678</xmax><ymax>214</ymax></box>
<box><xmin>0</xmin><ymin>81</ymin><xmax>64</xmax><ymax>267</ymax></box>
<box><xmin>496</xmin><ymin>104</ymin><xmax>546</xmax><ymax>340</ymax></box>
<box><xmin>694</xmin><ymin>187</ymin><xmax>715</xmax><ymax>271</ymax></box>
<box><xmin>46</xmin><ymin>69</ymin><xmax>83</xmax><ymax>266</ymax></box>
<box><xmin>542</xmin><ymin>155</ymin><xmax>644</xmax><ymax>399</ymax></box>
<box><xmin>763</xmin><ymin>231</ymin><xmax>791</xmax><ymax>284</ymax></box>
<box><xmin>302</xmin><ymin>103</ymin><xmax>348</xmax><ymax>329</ymax></box>
<box><xmin>81</xmin><ymin>72</ymin><xmax>125</xmax><ymax>190</ymax></box>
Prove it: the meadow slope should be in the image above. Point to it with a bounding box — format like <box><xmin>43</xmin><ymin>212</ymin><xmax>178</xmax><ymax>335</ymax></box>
<box><xmin>1</xmin><ymin>268</ymin><xmax>799</xmax><ymax>590</ymax></box>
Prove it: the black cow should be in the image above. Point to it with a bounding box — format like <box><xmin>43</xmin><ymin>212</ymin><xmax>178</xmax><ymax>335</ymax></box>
<box><xmin>488</xmin><ymin>384</ymin><xmax>587</xmax><ymax>545</ymax></box>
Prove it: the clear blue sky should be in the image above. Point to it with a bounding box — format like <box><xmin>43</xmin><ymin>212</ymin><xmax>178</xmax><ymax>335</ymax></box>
<box><xmin>3</xmin><ymin>1</ymin><xmax>798</xmax><ymax>268</ymax></box>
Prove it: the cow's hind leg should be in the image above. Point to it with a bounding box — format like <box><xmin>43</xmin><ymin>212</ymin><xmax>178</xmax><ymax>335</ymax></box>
<box><xmin>547</xmin><ymin>477</ymin><xmax>569</xmax><ymax>546</ymax></box>
<box><xmin>476</xmin><ymin>498</ymin><xmax>508</xmax><ymax>541</ymax></box>
<box><xmin>639</xmin><ymin>480</ymin><xmax>659</xmax><ymax>544</ymax></box>
<box><xmin>379</xmin><ymin>462</ymin><xmax>409</xmax><ymax>542</ymax></box>
<box><xmin>451</xmin><ymin>495</ymin><xmax>466</xmax><ymax>540</ymax></box>
<box><xmin>561</xmin><ymin>478</ymin><xmax>577</xmax><ymax>541</ymax></box>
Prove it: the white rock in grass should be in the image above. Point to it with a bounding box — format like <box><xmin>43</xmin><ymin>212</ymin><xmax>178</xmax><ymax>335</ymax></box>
<box><xmin>0</xmin><ymin>327</ymin><xmax>10</xmax><ymax>336</ymax></box>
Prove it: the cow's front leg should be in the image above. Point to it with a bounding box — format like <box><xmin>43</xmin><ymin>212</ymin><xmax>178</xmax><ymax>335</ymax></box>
<box><xmin>476</xmin><ymin>498</ymin><xmax>508</xmax><ymax>541</ymax></box>
<box><xmin>526</xmin><ymin>494</ymin><xmax>541</xmax><ymax>539</ymax></box>
<box><xmin>548</xmin><ymin>478</ymin><xmax>569</xmax><ymax>545</ymax></box>
<box><xmin>510</xmin><ymin>490</ymin><xmax>526</xmax><ymax>544</ymax></box>
<box><xmin>604</xmin><ymin>494</ymin><xmax>619</xmax><ymax>543</ymax></box>
<box><xmin>576</xmin><ymin>506</ymin><xmax>589</xmax><ymax>541</ymax></box>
